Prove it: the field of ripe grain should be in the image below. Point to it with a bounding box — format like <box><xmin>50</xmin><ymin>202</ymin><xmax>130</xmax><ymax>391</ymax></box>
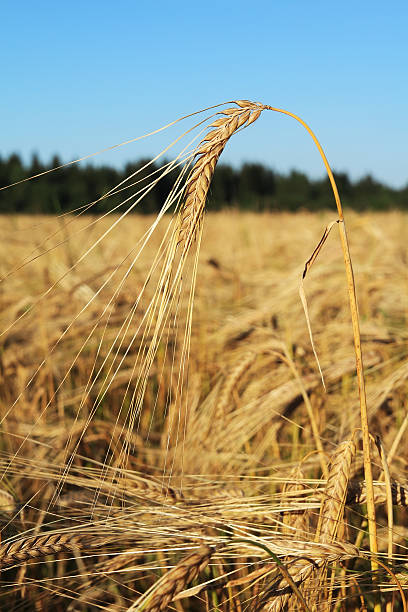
<box><xmin>0</xmin><ymin>210</ymin><xmax>407</xmax><ymax>610</ymax></box>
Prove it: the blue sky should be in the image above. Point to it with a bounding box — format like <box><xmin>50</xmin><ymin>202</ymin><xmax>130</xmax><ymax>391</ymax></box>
<box><xmin>2</xmin><ymin>1</ymin><xmax>407</xmax><ymax>187</ymax></box>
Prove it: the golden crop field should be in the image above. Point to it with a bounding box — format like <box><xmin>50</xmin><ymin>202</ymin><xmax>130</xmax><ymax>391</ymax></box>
<box><xmin>0</xmin><ymin>207</ymin><xmax>407</xmax><ymax>610</ymax></box>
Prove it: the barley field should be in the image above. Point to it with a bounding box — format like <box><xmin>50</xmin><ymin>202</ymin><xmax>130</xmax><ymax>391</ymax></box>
<box><xmin>0</xmin><ymin>100</ymin><xmax>407</xmax><ymax>611</ymax></box>
<box><xmin>0</xmin><ymin>207</ymin><xmax>407</xmax><ymax>610</ymax></box>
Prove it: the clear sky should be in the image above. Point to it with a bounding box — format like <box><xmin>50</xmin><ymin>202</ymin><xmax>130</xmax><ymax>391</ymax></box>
<box><xmin>2</xmin><ymin>0</ymin><xmax>407</xmax><ymax>187</ymax></box>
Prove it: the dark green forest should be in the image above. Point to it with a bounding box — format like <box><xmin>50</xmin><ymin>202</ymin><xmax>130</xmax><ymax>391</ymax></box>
<box><xmin>1</xmin><ymin>153</ymin><xmax>407</xmax><ymax>214</ymax></box>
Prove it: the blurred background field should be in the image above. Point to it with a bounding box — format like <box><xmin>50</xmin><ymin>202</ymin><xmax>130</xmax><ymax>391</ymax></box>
<box><xmin>1</xmin><ymin>210</ymin><xmax>406</xmax><ymax>451</ymax></box>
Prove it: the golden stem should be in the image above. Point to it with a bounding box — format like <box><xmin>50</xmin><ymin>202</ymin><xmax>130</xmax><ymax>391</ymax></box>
<box><xmin>264</xmin><ymin>105</ymin><xmax>378</xmax><ymax>567</ymax></box>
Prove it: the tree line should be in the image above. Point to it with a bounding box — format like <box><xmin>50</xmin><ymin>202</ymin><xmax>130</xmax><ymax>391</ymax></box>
<box><xmin>1</xmin><ymin>153</ymin><xmax>406</xmax><ymax>214</ymax></box>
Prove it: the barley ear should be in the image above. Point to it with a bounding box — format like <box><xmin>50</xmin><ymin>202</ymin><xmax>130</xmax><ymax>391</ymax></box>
<box><xmin>319</xmin><ymin>439</ymin><xmax>356</xmax><ymax>543</ymax></box>
<box><xmin>133</xmin><ymin>545</ymin><xmax>217</xmax><ymax>611</ymax></box>
<box><xmin>0</xmin><ymin>533</ymin><xmax>84</xmax><ymax>569</ymax></box>
<box><xmin>177</xmin><ymin>102</ymin><xmax>263</xmax><ymax>249</ymax></box>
